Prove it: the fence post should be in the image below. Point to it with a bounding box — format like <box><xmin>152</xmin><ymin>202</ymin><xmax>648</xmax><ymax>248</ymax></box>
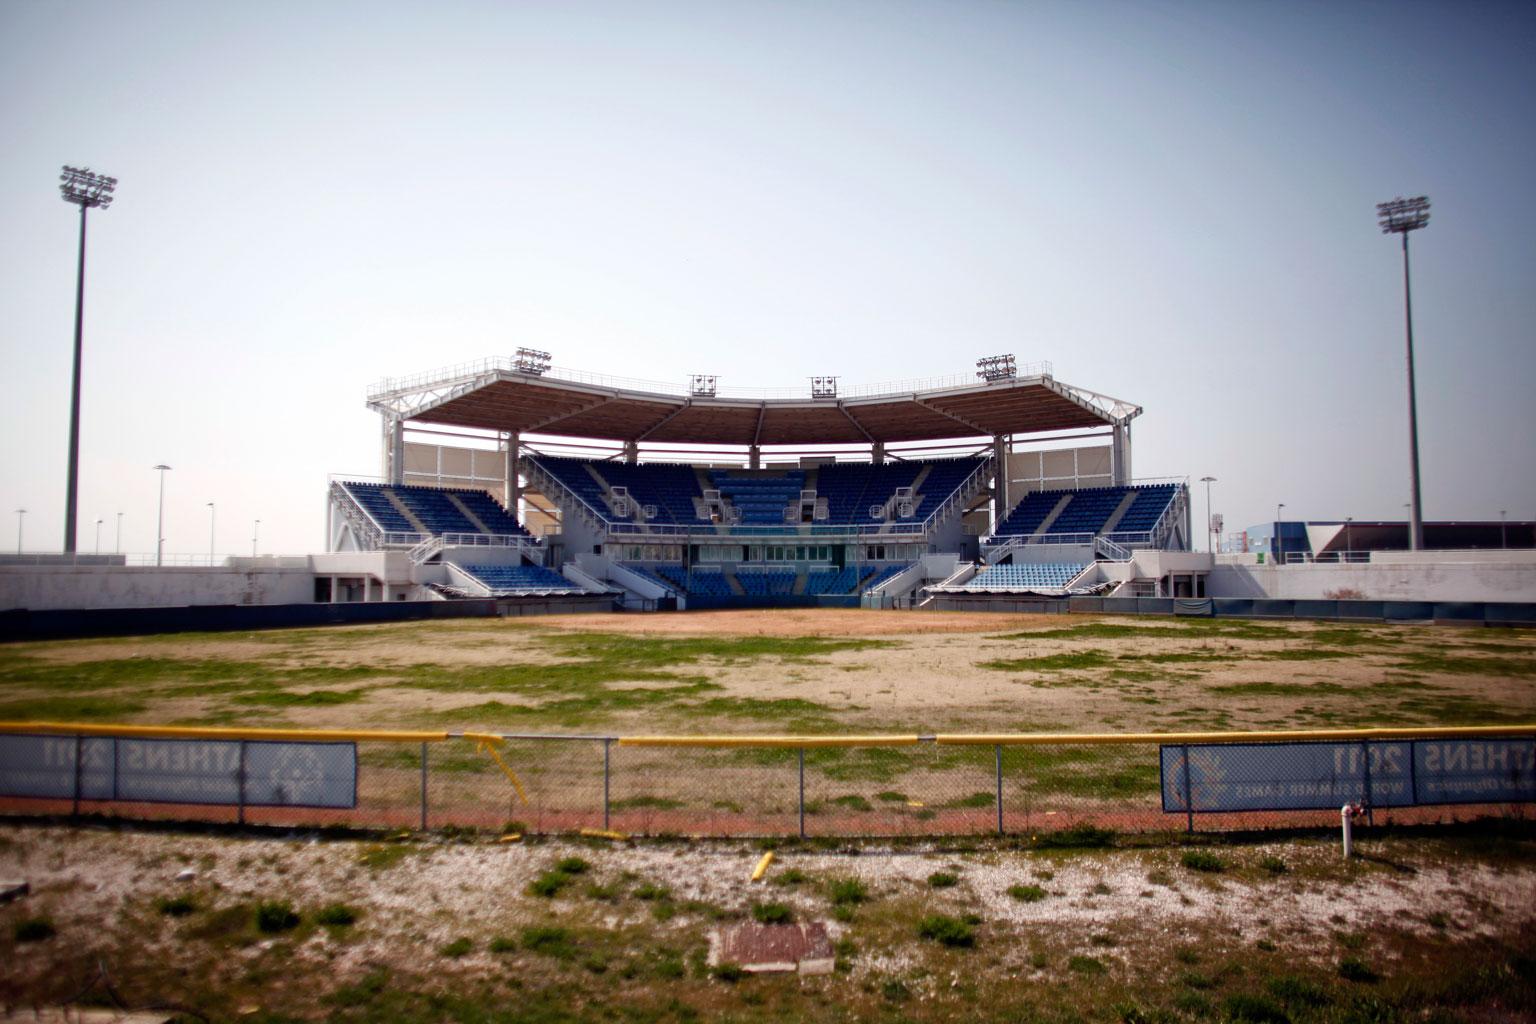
<box><xmin>603</xmin><ymin>739</ymin><xmax>612</xmax><ymax>831</ymax></box>
<box><xmin>237</xmin><ymin>740</ymin><xmax>247</xmax><ymax>827</ymax></box>
<box><xmin>1181</xmin><ymin>744</ymin><xmax>1194</xmax><ymax>834</ymax></box>
<box><xmin>419</xmin><ymin>741</ymin><xmax>428</xmax><ymax>831</ymax></box>
<box><xmin>1361</xmin><ymin>740</ymin><xmax>1374</xmax><ymax>826</ymax></box>
<box><xmin>72</xmin><ymin>734</ymin><xmax>83</xmax><ymax>817</ymax></box>
<box><xmin>798</xmin><ymin>747</ymin><xmax>806</xmax><ymax>840</ymax></box>
<box><xmin>994</xmin><ymin>744</ymin><xmax>1004</xmax><ymax>836</ymax></box>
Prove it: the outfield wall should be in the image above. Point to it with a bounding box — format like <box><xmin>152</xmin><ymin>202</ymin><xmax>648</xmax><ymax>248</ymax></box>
<box><xmin>1209</xmin><ymin>550</ymin><xmax>1536</xmax><ymax>603</ymax></box>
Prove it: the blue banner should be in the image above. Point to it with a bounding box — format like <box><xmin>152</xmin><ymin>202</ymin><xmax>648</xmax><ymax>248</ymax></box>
<box><xmin>0</xmin><ymin>734</ymin><xmax>356</xmax><ymax>809</ymax></box>
<box><xmin>1161</xmin><ymin>738</ymin><xmax>1536</xmax><ymax>813</ymax></box>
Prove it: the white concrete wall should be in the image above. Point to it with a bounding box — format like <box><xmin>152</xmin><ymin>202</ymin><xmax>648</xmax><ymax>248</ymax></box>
<box><xmin>0</xmin><ymin>566</ymin><xmax>314</xmax><ymax>611</ymax></box>
<box><xmin>1208</xmin><ymin>553</ymin><xmax>1536</xmax><ymax>603</ymax></box>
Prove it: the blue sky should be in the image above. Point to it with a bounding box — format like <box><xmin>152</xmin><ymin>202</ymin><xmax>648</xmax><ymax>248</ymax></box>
<box><xmin>2</xmin><ymin>0</ymin><xmax>1533</xmax><ymax>557</ymax></box>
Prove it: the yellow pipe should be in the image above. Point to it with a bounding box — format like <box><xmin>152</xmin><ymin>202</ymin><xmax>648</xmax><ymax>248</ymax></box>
<box><xmin>0</xmin><ymin>721</ymin><xmax>447</xmax><ymax>743</ymax></box>
<box><xmin>936</xmin><ymin>725</ymin><xmax>1536</xmax><ymax>746</ymax></box>
<box><xmin>751</xmin><ymin>851</ymin><xmax>774</xmax><ymax>882</ymax></box>
<box><xmin>618</xmin><ymin>735</ymin><xmax>922</xmax><ymax>749</ymax></box>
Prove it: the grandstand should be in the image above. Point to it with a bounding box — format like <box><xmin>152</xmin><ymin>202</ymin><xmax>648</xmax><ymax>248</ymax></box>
<box><xmin>317</xmin><ymin>355</ymin><xmax>1191</xmax><ymax>610</ymax></box>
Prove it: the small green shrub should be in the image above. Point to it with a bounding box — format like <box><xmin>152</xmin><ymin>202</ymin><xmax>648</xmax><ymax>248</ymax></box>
<box><xmin>828</xmin><ymin>878</ymin><xmax>868</xmax><ymax>905</ymax></box>
<box><xmin>1259</xmin><ymin>855</ymin><xmax>1288</xmax><ymax>875</ymax></box>
<box><xmin>633</xmin><ymin>882</ymin><xmax>671</xmax><ymax>901</ymax></box>
<box><xmin>155</xmin><ymin>895</ymin><xmax>197</xmax><ymax>917</ymax></box>
<box><xmin>917</xmin><ymin>914</ymin><xmax>975</xmax><ymax>948</ymax></box>
<box><xmin>1180</xmin><ymin>971</ymin><xmax>1215</xmax><ymax>990</ymax></box>
<box><xmin>1181</xmin><ymin>850</ymin><xmax>1226</xmax><ymax>873</ymax></box>
<box><xmin>1338</xmin><ymin>957</ymin><xmax>1378</xmax><ymax>983</ymax></box>
<box><xmin>440</xmin><ymin>937</ymin><xmax>473</xmax><ymax>958</ymax></box>
<box><xmin>711</xmin><ymin>961</ymin><xmax>746</xmax><ymax>982</ymax></box>
<box><xmin>881</xmin><ymin>978</ymin><xmax>911</xmax><ymax>1002</ymax></box>
<box><xmin>1223</xmin><ymin>993</ymin><xmax>1289</xmax><ymax>1023</ymax></box>
<box><xmin>489</xmin><ymin>935</ymin><xmax>517</xmax><ymax>953</ymax></box>
<box><xmin>527</xmin><ymin>871</ymin><xmax>572</xmax><ymax>898</ymax></box>
<box><xmin>254</xmin><ymin>900</ymin><xmax>300</xmax><ymax>933</ymax></box>
<box><xmin>927</xmin><ymin>871</ymin><xmax>959</xmax><ymax>889</ymax></box>
<box><xmin>1007</xmin><ymin>884</ymin><xmax>1046</xmax><ymax>903</ymax></box>
<box><xmin>1067</xmin><ymin>955</ymin><xmax>1106</xmax><ymax>975</ymax></box>
<box><xmin>1256</xmin><ymin>938</ymin><xmax>1278</xmax><ymax>952</ymax></box>
<box><xmin>554</xmin><ymin>856</ymin><xmax>590</xmax><ymax>875</ymax></box>
<box><xmin>1267</xmin><ymin>975</ymin><xmax>1331</xmax><ymax>1007</ymax></box>
<box><xmin>522</xmin><ymin>925</ymin><xmax>576</xmax><ymax>959</ymax></box>
<box><xmin>13</xmin><ymin>917</ymin><xmax>55</xmax><ymax>942</ymax></box>
<box><xmin>1036</xmin><ymin>825</ymin><xmax>1116</xmax><ymax>848</ymax></box>
<box><xmin>772</xmin><ymin>868</ymin><xmax>808</xmax><ymax>886</ymax></box>
<box><xmin>751</xmin><ymin>902</ymin><xmax>792</xmax><ymax>925</ymax></box>
<box><xmin>1174</xmin><ymin>947</ymin><xmax>1200</xmax><ymax>965</ymax></box>
<box><xmin>831</xmin><ymin>794</ymin><xmax>872</xmax><ymax>812</ymax></box>
<box><xmin>315</xmin><ymin>904</ymin><xmax>359</xmax><ymax>927</ymax></box>
<box><xmin>1335</xmin><ymin>931</ymin><xmax>1367</xmax><ymax>951</ymax></box>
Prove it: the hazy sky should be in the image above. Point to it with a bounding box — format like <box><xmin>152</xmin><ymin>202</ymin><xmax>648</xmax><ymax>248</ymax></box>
<box><xmin>2</xmin><ymin>0</ymin><xmax>1533</xmax><ymax>557</ymax></box>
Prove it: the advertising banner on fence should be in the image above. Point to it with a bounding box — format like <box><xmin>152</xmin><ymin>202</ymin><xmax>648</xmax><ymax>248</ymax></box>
<box><xmin>1161</xmin><ymin>738</ymin><xmax>1536</xmax><ymax>813</ymax></box>
<box><xmin>0</xmin><ymin>734</ymin><xmax>357</xmax><ymax>809</ymax></box>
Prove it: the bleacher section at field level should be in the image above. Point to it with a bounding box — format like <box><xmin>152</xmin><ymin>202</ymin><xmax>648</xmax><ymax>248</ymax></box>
<box><xmin>455</xmin><ymin>563</ymin><xmax>579</xmax><ymax>595</ymax></box>
<box><xmin>629</xmin><ymin>562</ymin><xmax>912</xmax><ymax>600</ymax></box>
<box><xmin>963</xmin><ymin>563</ymin><xmax>1089</xmax><ymax>591</ymax></box>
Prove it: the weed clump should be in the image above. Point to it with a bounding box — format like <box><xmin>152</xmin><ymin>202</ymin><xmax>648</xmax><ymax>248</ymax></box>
<box><xmin>14</xmin><ymin>917</ymin><xmax>55</xmax><ymax>942</ymax></box>
<box><xmin>1067</xmin><ymin>955</ymin><xmax>1106</xmax><ymax>975</ymax></box>
<box><xmin>440</xmin><ymin>936</ymin><xmax>473</xmax><ymax>958</ymax></box>
<box><xmin>154</xmin><ymin>895</ymin><xmax>197</xmax><ymax>917</ymax></box>
<box><xmin>527</xmin><ymin>856</ymin><xmax>592</xmax><ymax>898</ymax></box>
<box><xmin>522</xmin><ymin>925</ymin><xmax>576</xmax><ymax>959</ymax></box>
<box><xmin>254</xmin><ymin>900</ymin><xmax>299</xmax><ymax>933</ymax></box>
<box><xmin>1338</xmin><ymin>957</ymin><xmax>1378</xmax><ymax>983</ymax></box>
<box><xmin>927</xmin><ymin>871</ymin><xmax>959</xmax><ymax>889</ymax></box>
<box><xmin>1181</xmin><ymin>850</ymin><xmax>1226</xmax><ymax>873</ymax></box>
<box><xmin>828</xmin><ymin>878</ymin><xmax>868</xmax><ymax>905</ymax></box>
<box><xmin>1035</xmin><ymin>825</ymin><xmax>1116</xmax><ymax>848</ymax></box>
<box><xmin>1259</xmin><ymin>855</ymin><xmax>1288</xmax><ymax>875</ymax></box>
<box><xmin>1223</xmin><ymin>993</ymin><xmax>1289</xmax><ymax>1022</ymax></box>
<box><xmin>917</xmin><ymin>914</ymin><xmax>975</xmax><ymax>948</ymax></box>
<box><xmin>711</xmin><ymin>961</ymin><xmax>746</xmax><ymax>982</ymax></box>
<box><xmin>751</xmin><ymin>902</ymin><xmax>793</xmax><ymax>925</ymax></box>
<box><xmin>315</xmin><ymin>904</ymin><xmax>359</xmax><ymax>927</ymax></box>
<box><xmin>633</xmin><ymin>882</ymin><xmax>670</xmax><ymax>901</ymax></box>
<box><xmin>554</xmin><ymin>856</ymin><xmax>590</xmax><ymax>875</ymax></box>
<box><xmin>1007</xmin><ymin>883</ymin><xmax>1046</xmax><ymax>903</ymax></box>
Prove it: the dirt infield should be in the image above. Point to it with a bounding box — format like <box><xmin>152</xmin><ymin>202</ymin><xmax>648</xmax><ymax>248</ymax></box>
<box><xmin>532</xmin><ymin>608</ymin><xmax>1071</xmax><ymax>636</ymax></box>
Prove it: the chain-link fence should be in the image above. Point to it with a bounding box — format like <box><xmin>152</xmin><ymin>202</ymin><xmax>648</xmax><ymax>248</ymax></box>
<box><xmin>1</xmin><ymin>724</ymin><xmax>1531</xmax><ymax>836</ymax></box>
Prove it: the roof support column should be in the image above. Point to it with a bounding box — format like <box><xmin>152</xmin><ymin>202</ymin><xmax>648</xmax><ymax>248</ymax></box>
<box><xmin>504</xmin><ymin>431</ymin><xmax>521</xmax><ymax>517</ymax></box>
<box><xmin>1112</xmin><ymin>423</ymin><xmax>1133</xmax><ymax>486</ymax></box>
<box><xmin>749</xmin><ymin>445</ymin><xmax>761</xmax><ymax>470</ymax></box>
<box><xmin>623</xmin><ymin>440</ymin><xmax>639</xmax><ymax>464</ymax></box>
<box><xmin>383</xmin><ymin>414</ymin><xmax>405</xmax><ymax>485</ymax></box>
<box><xmin>992</xmin><ymin>433</ymin><xmax>1009</xmax><ymax>532</ymax></box>
<box><xmin>871</xmin><ymin>441</ymin><xmax>885</xmax><ymax>465</ymax></box>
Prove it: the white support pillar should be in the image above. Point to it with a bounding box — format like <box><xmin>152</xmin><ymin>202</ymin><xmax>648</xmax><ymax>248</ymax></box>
<box><xmin>1112</xmin><ymin>423</ymin><xmax>1132</xmax><ymax>486</ymax></box>
<box><xmin>991</xmin><ymin>434</ymin><xmax>1009</xmax><ymax>532</ymax></box>
<box><xmin>383</xmin><ymin>415</ymin><xmax>406</xmax><ymax>485</ymax></box>
<box><xmin>505</xmin><ymin>431</ymin><xmax>521</xmax><ymax>515</ymax></box>
<box><xmin>363</xmin><ymin>576</ymin><xmax>373</xmax><ymax>603</ymax></box>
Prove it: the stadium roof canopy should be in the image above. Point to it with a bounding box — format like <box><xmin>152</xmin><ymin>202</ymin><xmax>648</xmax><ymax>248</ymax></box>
<box><xmin>367</xmin><ymin>358</ymin><xmax>1141</xmax><ymax>447</ymax></box>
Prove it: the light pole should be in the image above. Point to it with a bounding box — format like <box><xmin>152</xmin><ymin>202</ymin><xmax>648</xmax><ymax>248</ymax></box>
<box><xmin>14</xmin><ymin>509</ymin><xmax>24</xmax><ymax>556</ymax></box>
<box><xmin>1500</xmin><ymin>510</ymin><xmax>1507</xmax><ymax>550</ymax></box>
<box><xmin>252</xmin><ymin>519</ymin><xmax>260</xmax><ymax>558</ymax></box>
<box><xmin>1200</xmin><ymin>476</ymin><xmax>1217</xmax><ymax>553</ymax></box>
<box><xmin>153</xmin><ymin>464</ymin><xmax>172</xmax><ymax>566</ymax></box>
<box><xmin>207</xmin><ymin>502</ymin><xmax>216</xmax><ymax>565</ymax></box>
<box><xmin>115</xmin><ymin>511</ymin><xmax>122</xmax><ymax>554</ymax></box>
<box><xmin>95</xmin><ymin>517</ymin><xmax>103</xmax><ymax>555</ymax></box>
<box><xmin>1275</xmin><ymin>503</ymin><xmax>1285</xmax><ymax>563</ymax></box>
<box><xmin>1344</xmin><ymin>516</ymin><xmax>1353</xmax><ymax>559</ymax></box>
<box><xmin>1378</xmin><ymin>195</ymin><xmax>1430</xmax><ymax>551</ymax></box>
<box><xmin>58</xmin><ymin>166</ymin><xmax>117</xmax><ymax>553</ymax></box>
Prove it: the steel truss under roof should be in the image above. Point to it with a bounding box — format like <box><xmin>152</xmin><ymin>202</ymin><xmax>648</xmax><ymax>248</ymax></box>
<box><xmin>367</xmin><ymin>358</ymin><xmax>1141</xmax><ymax>446</ymax></box>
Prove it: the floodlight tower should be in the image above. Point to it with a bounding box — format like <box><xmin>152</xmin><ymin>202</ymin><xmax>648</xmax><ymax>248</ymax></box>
<box><xmin>1377</xmin><ymin>195</ymin><xmax>1430</xmax><ymax>551</ymax></box>
<box><xmin>58</xmin><ymin>166</ymin><xmax>117</xmax><ymax>554</ymax></box>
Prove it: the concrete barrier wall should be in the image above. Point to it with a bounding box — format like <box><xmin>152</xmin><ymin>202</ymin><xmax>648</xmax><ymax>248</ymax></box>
<box><xmin>0</xmin><ymin>599</ymin><xmax>502</xmax><ymax>642</ymax></box>
<box><xmin>0</xmin><ymin>565</ymin><xmax>317</xmax><ymax>612</ymax></box>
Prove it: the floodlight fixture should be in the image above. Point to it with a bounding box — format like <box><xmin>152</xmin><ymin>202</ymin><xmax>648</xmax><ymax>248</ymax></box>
<box><xmin>976</xmin><ymin>353</ymin><xmax>1017</xmax><ymax>382</ymax></box>
<box><xmin>690</xmin><ymin>374</ymin><xmax>717</xmax><ymax>398</ymax></box>
<box><xmin>513</xmin><ymin>347</ymin><xmax>552</xmax><ymax>376</ymax></box>
<box><xmin>59</xmin><ymin>166</ymin><xmax>117</xmax><ymax>209</ymax></box>
<box><xmin>810</xmin><ymin>376</ymin><xmax>838</xmax><ymax>399</ymax></box>
<box><xmin>1377</xmin><ymin>194</ymin><xmax>1431</xmax><ymax>551</ymax></box>
<box><xmin>58</xmin><ymin>164</ymin><xmax>117</xmax><ymax>553</ymax></box>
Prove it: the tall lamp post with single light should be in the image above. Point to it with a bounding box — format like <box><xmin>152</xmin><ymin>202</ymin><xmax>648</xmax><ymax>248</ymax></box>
<box><xmin>153</xmin><ymin>464</ymin><xmax>172</xmax><ymax>566</ymax></box>
<box><xmin>1500</xmin><ymin>510</ymin><xmax>1508</xmax><ymax>550</ymax></box>
<box><xmin>1275</xmin><ymin>503</ymin><xmax>1286</xmax><ymax>563</ymax></box>
<box><xmin>58</xmin><ymin>166</ymin><xmax>117</xmax><ymax>553</ymax></box>
<box><xmin>1200</xmin><ymin>476</ymin><xmax>1217</xmax><ymax>553</ymax></box>
<box><xmin>252</xmin><ymin>519</ymin><xmax>260</xmax><ymax>558</ymax></box>
<box><xmin>1377</xmin><ymin>195</ymin><xmax>1430</xmax><ymax>551</ymax></box>
<box><xmin>14</xmin><ymin>509</ymin><xmax>24</xmax><ymax>556</ymax></box>
<box><xmin>207</xmin><ymin>502</ymin><xmax>216</xmax><ymax>565</ymax></box>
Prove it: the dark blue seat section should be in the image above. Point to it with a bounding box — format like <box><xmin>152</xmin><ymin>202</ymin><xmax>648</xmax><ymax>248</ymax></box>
<box><xmin>737</xmin><ymin>569</ymin><xmax>796</xmax><ymax>596</ymax></box>
<box><xmin>452</xmin><ymin>489</ymin><xmax>533</xmax><ymax>538</ymax></box>
<box><xmin>814</xmin><ymin>462</ymin><xmax>923</xmax><ymax>523</ymax></box>
<box><xmin>1114</xmin><ymin>484</ymin><xmax>1179</xmax><ymax>532</ymax></box>
<box><xmin>598</xmin><ymin>461</ymin><xmax>706</xmax><ymax>523</ymax></box>
<box><xmin>528</xmin><ymin>456</ymin><xmax>611</xmax><ymax>515</ymax></box>
<box><xmin>460</xmin><ymin>563</ymin><xmax>579</xmax><ymax>594</ymax></box>
<box><xmin>625</xmin><ymin>565</ymin><xmax>682</xmax><ymax>594</ymax></box>
<box><xmin>805</xmin><ymin>566</ymin><xmax>868</xmax><ymax>596</ymax></box>
<box><xmin>907</xmin><ymin>458</ymin><xmax>982</xmax><ymax>519</ymax></box>
<box><xmin>389</xmin><ymin>484</ymin><xmax>480</xmax><ymax>534</ymax></box>
<box><xmin>1046</xmin><ymin>486</ymin><xmax>1125</xmax><ymax>535</ymax></box>
<box><xmin>653</xmin><ymin>564</ymin><xmax>734</xmax><ymax>598</ymax></box>
<box><xmin>992</xmin><ymin>490</ymin><xmax>1063</xmax><ymax>538</ymax></box>
<box><xmin>343</xmin><ymin>482</ymin><xmax>416</xmax><ymax>533</ymax></box>
<box><xmin>710</xmin><ymin>470</ymin><xmax>805</xmax><ymax>525</ymax></box>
